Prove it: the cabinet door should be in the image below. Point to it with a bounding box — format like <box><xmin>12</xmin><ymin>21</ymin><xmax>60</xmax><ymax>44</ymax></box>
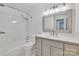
<box><xmin>42</xmin><ymin>39</ymin><xmax>50</xmax><ymax>56</ymax></box>
<box><xmin>42</xmin><ymin>39</ymin><xmax>63</xmax><ymax>56</ymax></box>
<box><xmin>34</xmin><ymin>48</ymin><xmax>41</xmax><ymax>56</ymax></box>
<box><xmin>64</xmin><ymin>44</ymin><xmax>79</xmax><ymax>56</ymax></box>
<box><xmin>35</xmin><ymin>37</ymin><xmax>42</xmax><ymax>49</ymax></box>
<box><xmin>50</xmin><ymin>46</ymin><xmax>63</xmax><ymax>56</ymax></box>
<box><xmin>34</xmin><ymin>37</ymin><xmax>42</xmax><ymax>56</ymax></box>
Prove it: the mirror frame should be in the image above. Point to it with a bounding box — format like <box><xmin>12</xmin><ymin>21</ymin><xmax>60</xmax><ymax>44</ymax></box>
<box><xmin>42</xmin><ymin>9</ymin><xmax>73</xmax><ymax>33</ymax></box>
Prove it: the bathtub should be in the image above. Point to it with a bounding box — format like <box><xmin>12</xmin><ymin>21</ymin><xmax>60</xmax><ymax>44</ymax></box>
<box><xmin>4</xmin><ymin>45</ymin><xmax>25</xmax><ymax>56</ymax></box>
<box><xmin>0</xmin><ymin>39</ymin><xmax>34</xmax><ymax>56</ymax></box>
<box><xmin>4</xmin><ymin>42</ymin><xmax>35</xmax><ymax>56</ymax></box>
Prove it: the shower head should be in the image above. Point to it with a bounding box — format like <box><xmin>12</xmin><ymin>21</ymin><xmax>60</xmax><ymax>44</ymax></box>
<box><xmin>0</xmin><ymin>3</ymin><xmax>5</xmax><ymax>7</ymax></box>
<box><xmin>0</xmin><ymin>3</ymin><xmax>32</xmax><ymax>21</ymax></box>
<box><xmin>21</xmin><ymin>14</ymin><xmax>32</xmax><ymax>21</ymax></box>
<box><xmin>24</xmin><ymin>16</ymin><xmax>32</xmax><ymax>21</ymax></box>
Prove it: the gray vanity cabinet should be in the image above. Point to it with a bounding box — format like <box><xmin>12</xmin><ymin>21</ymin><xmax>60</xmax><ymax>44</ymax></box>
<box><xmin>34</xmin><ymin>37</ymin><xmax>79</xmax><ymax>56</ymax></box>
<box><xmin>35</xmin><ymin>37</ymin><xmax>63</xmax><ymax>56</ymax></box>
<box><xmin>42</xmin><ymin>39</ymin><xmax>63</xmax><ymax>56</ymax></box>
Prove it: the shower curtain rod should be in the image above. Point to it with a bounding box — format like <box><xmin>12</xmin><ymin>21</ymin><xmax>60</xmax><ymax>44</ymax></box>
<box><xmin>0</xmin><ymin>3</ymin><xmax>32</xmax><ymax>19</ymax></box>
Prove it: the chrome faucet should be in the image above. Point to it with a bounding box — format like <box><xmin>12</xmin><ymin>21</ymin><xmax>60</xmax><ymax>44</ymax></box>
<box><xmin>50</xmin><ymin>31</ymin><xmax>57</xmax><ymax>36</ymax></box>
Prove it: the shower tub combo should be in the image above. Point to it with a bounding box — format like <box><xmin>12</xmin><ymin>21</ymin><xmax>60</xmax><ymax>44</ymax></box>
<box><xmin>0</xmin><ymin>4</ymin><xmax>34</xmax><ymax>56</ymax></box>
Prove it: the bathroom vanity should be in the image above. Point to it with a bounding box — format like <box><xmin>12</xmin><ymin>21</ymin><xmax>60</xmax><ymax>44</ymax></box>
<box><xmin>34</xmin><ymin>33</ymin><xmax>79</xmax><ymax>56</ymax></box>
<box><xmin>37</xmin><ymin>8</ymin><xmax>77</xmax><ymax>56</ymax></box>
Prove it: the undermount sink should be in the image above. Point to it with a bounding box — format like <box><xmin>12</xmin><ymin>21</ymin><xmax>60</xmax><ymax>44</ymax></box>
<box><xmin>37</xmin><ymin>32</ymin><xmax>59</xmax><ymax>39</ymax></box>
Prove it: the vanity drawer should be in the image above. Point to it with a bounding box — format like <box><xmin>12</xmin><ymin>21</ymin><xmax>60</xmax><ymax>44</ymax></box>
<box><xmin>64</xmin><ymin>51</ymin><xmax>79</xmax><ymax>56</ymax></box>
<box><xmin>47</xmin><ymin>40</ymin><xmax>63</xmax><ymax>49</ymax></box>
<box><xmin>64</xmin><ymin>44</ymin><xmax>79</xmax><ymax>56</ymax></box>
<box><xmin>64</xmin><ymin>44</ymin><xmax>79</xmax><ymax>51</ymax></box>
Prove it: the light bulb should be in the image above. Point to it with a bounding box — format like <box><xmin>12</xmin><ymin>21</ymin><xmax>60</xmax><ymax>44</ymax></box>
<box><xmin>55</xmin><ymin>8</ymin><xmax>60</xmax><ymax>13</ymax></box>
<box><xmin>43</xmin><ymin>10</ymin><xmax>49</xmax><ymax>16</ymax></box>
<box><xmin>9</xmin><ymin>15</ymin><xmax>12</xmax><ymax>18</ymax></box>
<box><xmin>12</xmin><ymin>20</ymin><xmax>17</xmax><ymax>23</ymax></box>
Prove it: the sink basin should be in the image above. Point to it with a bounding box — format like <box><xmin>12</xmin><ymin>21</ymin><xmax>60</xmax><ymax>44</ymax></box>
<box><xmin>36</xmin><ymin>33</ymin><xmax>79</xmax><ymax>45</ymax></box>
<box><xmin>37</xmin><ymin>32</ymin><xmax>59</xmax><ymax>39</ymax></box>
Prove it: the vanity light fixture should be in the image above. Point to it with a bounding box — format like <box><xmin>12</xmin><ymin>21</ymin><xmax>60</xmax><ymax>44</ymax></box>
<box><xmin>43</xmin><ymin>3</ymin><xmax>66</xmax><ymax>16</ymax></box>
<box><xmin>43</xmin><ymin>9</ymin><xmax>50</xmax><ymax>15</ymax></box>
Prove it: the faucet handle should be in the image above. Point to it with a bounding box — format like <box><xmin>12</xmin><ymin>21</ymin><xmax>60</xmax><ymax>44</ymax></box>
<box><xmin>50</xmin><ymin>32</ymin><xmax>52</xmax><ymax>36</ymax></box>
<box><xmin>55</xmin><ymin>33</ymin><xmax>58</xmax><ymax>36</ymax></box>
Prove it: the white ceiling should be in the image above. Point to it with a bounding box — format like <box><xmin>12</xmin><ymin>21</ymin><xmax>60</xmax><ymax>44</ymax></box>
<box><xmin>3</xmin><ymin>3</ymin><xmax>65</xmax><ymax>16</ymax></box>
<box><xmin>3</xmin><ymin>3</ymin><xmax>73</xmax><ymax>13</ymax></box>
<box><xmin>4</xmin><ymin>3</ymin><xmax>51</xmax><ymax>12</ymax></box>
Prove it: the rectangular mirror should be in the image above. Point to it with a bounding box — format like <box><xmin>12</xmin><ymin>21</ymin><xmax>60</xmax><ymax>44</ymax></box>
<box><xmin>43</xmin><ymin>9</ymin><xmax>73</xmax><ymax>33</ymax></box>
<box><xmin>43</xmin><ymin>15</ymin><xmax>55</xmax><ymax>32</ymax></box>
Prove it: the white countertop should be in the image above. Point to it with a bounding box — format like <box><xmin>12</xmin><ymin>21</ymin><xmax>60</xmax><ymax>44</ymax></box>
<box><xmin>36</xmin><ymin>32</ymin><xmax>79</xmax><ymax>44</ymax></box>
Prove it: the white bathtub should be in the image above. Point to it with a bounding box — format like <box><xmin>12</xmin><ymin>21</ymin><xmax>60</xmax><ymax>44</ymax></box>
<box><xmin>3</xmin><ymin>42</ymin><xmax>34</xmax><ymax>56</ymax></box>
<box><xmin>4</xmin><ymin>45</ymin><xmax>25</xmax><ymax>56</ymax></box>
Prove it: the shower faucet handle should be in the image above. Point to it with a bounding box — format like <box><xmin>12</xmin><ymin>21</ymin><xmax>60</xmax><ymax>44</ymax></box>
<box><xmin>0</xmin><ymin>31</ymin><xmax>5</xmax><ymax>34</ymax></box>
